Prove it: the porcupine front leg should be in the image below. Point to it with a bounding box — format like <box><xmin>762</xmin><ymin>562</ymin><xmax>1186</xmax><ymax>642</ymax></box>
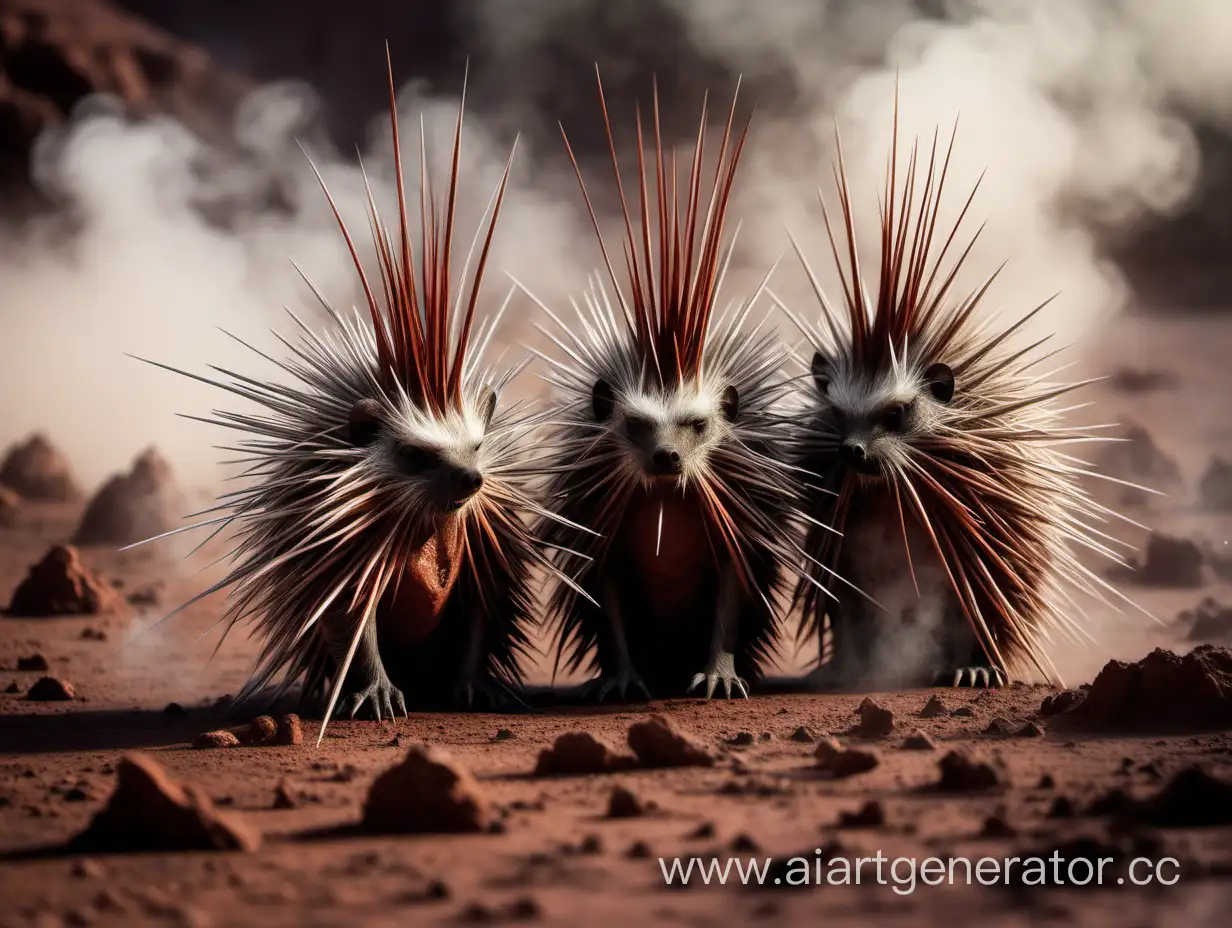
<box><xmin>687</xmin><ymin>567</ymin><xmax>749</xmax><ymax>699</ymax></box>
<box><xmin>453</xmin><ymin>604</ymin><xmax>522</xmax><ymax>709</ymax></box>
<box><xmin>586</xmin><ymin>573</ymin><xmax>651</xmax><ymax>703</ymax></box>
<box><xmin>323</xmin><ymin>610</ymin><xmax>407</xmax><ymax>722</ymax></box>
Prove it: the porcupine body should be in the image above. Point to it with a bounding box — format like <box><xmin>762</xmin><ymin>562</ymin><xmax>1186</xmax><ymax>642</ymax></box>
<box><xmin>784</xmin><ymin>107</ymin><xmax>1153</xmax><ymax>691</ymax></box>
<box><xmin>133</xmin><ymin>57</ymin><xmax>568</xmax><ymax>733</ymax></box>
<box><xmin>527</xmin><ymin>76</ymin><xmax>804</xmax><ymax>701</ymax></box>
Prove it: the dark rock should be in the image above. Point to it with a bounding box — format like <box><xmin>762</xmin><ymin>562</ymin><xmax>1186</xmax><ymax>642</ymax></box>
<box><xmin>788</xmin><ymin>726</ymin><xmax>817</xmax><ymax>743</ymax></box>
<box><xmin>607</xmin><ymin>785</ymin><xmax>646</xmax><ymax>819</ymax></box>
<box><xmin>627</xmin><ymin>715</ymin><xmax>714</xmax><ymax>768</ymax></box>
<box><xmin>26</xmin><ymin>676</ymin><xmax>74</xmax><ymax>701</ymax></box>
<box><xmin>919</xmin><ymin>695</ymin><xmax>948</xmax><ymax>717</ymax></box>
<box><xmin>533</xmin><ymin>731</ymin><xmax>623</xmax><ymax>776</ymax></box>
<box><xmin>362</xmin><ymin>743</ymin><xmax>490</xmax><ymax>834</ymax></box>
<box><xmin>838</xmin><ymin>800</ymin><xmax>885</xmax><ymax>828</ymax></box>
<box><xmin>814</xmin><ymin>737</ymin><xmax>880</xmax><ymax>778</ymax></box>
<box><xmin>16</xmin><ymin>653</ymin><xmax>49</xmax><ymax>671</ymax></box>
<box><xmin>7</xmin><ymin>545</ymin><xmax>127</xmax><ymax>617</ymax></box>
<box><xmin>1039</xmin><ymin>689</ymin><xmax>1086</xmax><ymax>716</ymax></box>
<box><xmin>935</xmin><ymin>750</ymin><xmax>1007</xmax><ymax>792</ymax></box>
<box><xmin>902</xmin><ymin>729</ymin><xmax>937</xmax><ymax>751</ymax></box>
<box><xmin>853</xmin><ymin>697</ymin><xmax>894</xmax><ymax>737</ymax></box>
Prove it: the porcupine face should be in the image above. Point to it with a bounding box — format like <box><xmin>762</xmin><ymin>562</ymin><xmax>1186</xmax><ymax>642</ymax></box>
<box><xmin>810</xmin><ymin>352</ymin><xmax>955</xmax><ymax>479</ymax></box>
<box><xmin>590</xmin><ymin>377</ymin><xmax>740</xmax><ymax>484</ymax></box>
<box><xmin>347</xmin><ymin>387</ymin><xmax>498</xmax><ymax>513</ymax></box>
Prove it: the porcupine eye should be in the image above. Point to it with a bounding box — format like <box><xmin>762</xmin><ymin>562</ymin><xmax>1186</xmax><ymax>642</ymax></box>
<box><xmin>395</xmin><ymin>443</ymin><xmax>441</xmax><ymax>474</ymax></box>
<box><xmin>625</xmin><ymin>415</ymin><xmax>652</xmax><ymax>441</ymax></box>
<box><xmin>683</xmin><ymin>417</ymin><xmax>708</xmax><ymax>435</ymax></box>
<box><xmin>882</xmin><ymin>404</ymin><xmax>906</xmax><ymax>432</ymax></box>
<box><xmin>925</xmin><ymin>362</ymin><xmax>955</xmax><ymax>404</ymax></box>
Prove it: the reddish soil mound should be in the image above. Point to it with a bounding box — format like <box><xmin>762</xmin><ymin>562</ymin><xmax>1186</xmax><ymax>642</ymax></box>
<box><xmin>362</xmin><ymin>743</ymin><xmax>490</xmax><ymax>835</ymax></box>
<box><xmin>0</xmin><ymin>433</ymin><xmax>81</xmax><ymax>502</ymax></box>
<box><xmin>0</xmin><ymin>486</ymin><xmax>19</xmax><ymax>526</ymax></box>
<box><xmin>69</xmin><ymin>752</ymin><xmax>260</xmax><ymax>852</ymax></box>
<box><xmin>1056</xmin><ymin>646</ymin><xmax>1232</xmax><ymax>732</ymax></box>
<box><xmin>73</xmin><ymin>446</ymin><xmax>185</xmax><ymax>546</ymax></box>
<box><xmin>5</xmin><ymin>544</ymin><xmax>127</xmax><ymax>616</ymax></box>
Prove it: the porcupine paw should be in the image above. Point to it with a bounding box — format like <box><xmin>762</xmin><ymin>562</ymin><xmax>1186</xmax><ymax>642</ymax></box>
<box><xmin>687</xmin><ymin>651</ymin><xmax>750</xmax><ymax>699</ymax></box>
<box><xmin>453</xmin><ymin>676</ymin><xmax>523</xmax><ymax>711</ymax></box>
<box><xmin>947</xmin><ymin>666</ymin><xmax>1006</xmax><ymax>688</ymax></box>
<box><xmin>334</xmin><ymin>676</ymin><xmax>408</xmax><ymax>721</ymax></box>
<box><xmin>584</xmin><ymin>667</ymin><xmax>651</xmax><ymax>704</ymax></box>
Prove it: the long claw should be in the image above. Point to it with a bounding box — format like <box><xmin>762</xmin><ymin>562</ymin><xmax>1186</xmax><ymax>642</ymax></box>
<box><xmin>705</xmin><ymin>676</ymin><xmax>718</xmax><ymax>699</ymax></box>
<box><xmin>952</xmin><ymin>668</ymin><xmax>964</xmax><ymax>687</ymax></box>
<box><xmin>722</xmin><ymin>677</ymin><xmax>732</xmax><ymax>699</ymax></box>
<box><xmin>687</xmin><ymin>674</ymin><xmax>704</xmax><ymax>694</ymax></box>
<box><xmin>993</xmin><ymin>668</ymin><xmax>1006</xmax><ymax>687</ymax></box>
<box><xmin>977</xmin><ymin>668</ymin><xmax>990</xmax><ymax>687</ymax></box>
<box><xmin>735</xmin><ymin>678</ymin><xmax>750</xmax><ymax>699</ymax></box>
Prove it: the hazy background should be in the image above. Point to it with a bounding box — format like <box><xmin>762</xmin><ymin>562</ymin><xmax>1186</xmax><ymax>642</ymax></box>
<box><xmin>1</xmin><ymin>0</ymin><xmax>1231</xmax><ymax>490</ymax></box>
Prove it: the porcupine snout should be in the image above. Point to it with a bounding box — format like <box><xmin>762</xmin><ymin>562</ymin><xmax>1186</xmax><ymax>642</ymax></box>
<box><xmin>651</xmin><ymin>447</ymin><xmax>683</xmax><ymax>476</ymax></box>
<box><xmin>448</xmin><ymin>466</ymin><xmax>484</xmax><ymax>499</ymax></box>
<box><xmin>840</xmin><ymin>440</ymin><xmax>868</xmax><ymax>465</ymax></box>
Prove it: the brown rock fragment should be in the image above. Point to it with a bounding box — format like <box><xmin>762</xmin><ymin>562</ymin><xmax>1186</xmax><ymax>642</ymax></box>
<box><xmin>788</xmin><ymin>726</ymin><xmax>818</xmax><ymax>743</ymax></box>
<box><xmin>902</xmin><ymin>729</ymin><xmax>937</xmax><ymax>751</ymax></box>
<box><xmin>533</xmin><ymin>731</ymin><xmax>622</xmax><ymax>776</ymax></box>
<box><xmin>192</xmin><ymin>731</ymin><xmax>239</xmax><ymax>749</ymax></box>
<box><xmin>16</xmin><ymin>653</ymin><xmax>49</xmax><ymax>671</ymax></box>
<box><xmin>607</xmin><ymin>785</ymin><xmax>646</xmax><ymax>819</ymax></box>
<box><xmin>26</xmin><ymin>676</ymin><xmax>75</xmax><ymax>701</ymax></box>
<box><xmin>69</xmin><ymin>753</ymin><xmax>260</xmax><ymax>852</ymax></box>
<box><xmin>935</xmin><ymin>749</ymin><xmax>1007</xmax><ymax>792</ymax></box>
<box><xmin>276</xmin><ymin>714</ymin><xmax>303</xmax><ymax>746</ymax></box>
<box><xmin>814</xmin><ymin>737</ymin><xmax>880</xmax><ymax>778</ymax></box>
<box><xmin>362</xmin><ymin>743</ymin><xmax>490</xmax><ymax>834</ymax></box>
<box><xmin>627</xmin><ymin>715</ymin><xmax>714</xmax><ymax>768</ymax></box>
<box><xmin>919</xmin><ymin>695</ymin><xmax>948</xmax><ymax>717</ymax></box>
<box><xmin>237</xmin><ymin>716</ymin><xmax>277</xmax><ymax>746</ymax></box>
<box><xmin>853</xmin><ymin>697</ymin><xmax>895</xmax><ymax>737</ymax></box>
<box><xmin>1039</xmin><ymin>689</ymin><xmax>1086</xmax><ymax>716</ymax></box>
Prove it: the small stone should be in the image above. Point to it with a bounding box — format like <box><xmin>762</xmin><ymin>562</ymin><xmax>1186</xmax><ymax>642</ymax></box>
<box><xmin>80</xmin><ymin>627</ymin><xmax>108</xmax><ymax>641</ymax></box>
<box><xmin>362</xmin><ymin>743</ymin><xmax>490</xmax><ymax>834</ymax></box>
<box><xmin>686</xmin><ymin>822</ymin><xmax>716</xmax><ymax>840</ymax></box>
<box><xmin>935</xmin><ymin>750</ymin><xmax>1007</xmax><ymax>792</ymax></box>
<box><xmin>727</xmin><ymin>732</ymin><xmax>755</xmax><ymax>746</ymax></box>
<box><xmin>192</xmin><ymin>731</ymin><xmax>240</xmax><ymax>750</ymax></box>
<box><xmin>505</xmin><ymin>896</ymin><xmax>542</xmax><ymax>920</ymax></box>
<box><xmin>920</xmin><ymin>695</ymin><xmax>948</xmax><ymax>717</ymax></box>
<box><xmin>607</xmin><ymin>785</ymin><xmax>646</xmax><ymax>819</ymax></box>
<box><xmin>814</xmin><ymin>737</ymin><xmax>880</xmax><ymax>778</ymax></box>
<box><xmin>627</xmin><ymin>715</ymin><xmax>714</xmax><ymax>768</ymax></box>
<box><xmin>272</xmin><ymin>781</ymin><xmax>296</xmax><ymax>810</ymax></box>
<box><xmin>730</xmin><ymin>833</ymin><xmax>760</xmax><ymax>851</ymax></box>
<box><xmin>838</xmin><ymin>800</ymin><xmax>885</xmax><ymax>828</ymax></box>
<box><xmin>902</xmin><ymin>729</ymin><xmax>937</xmax><ymax>751</ymax></box>
<box><xmin>951</xmin><ymin>706</ymin><xmax>974</xmax><ymax>718</ymax></box>
<box><xmin>626</xmin><ymin>840</ymin><xmax>652</xmax><ymax>859</ymax></box>
<box><xmin>854</xmin><ymin>697</ymin><xmax>895</xmax><ymax>737</ymax></box>
<box><xmin>1038</xmin><ymin>773</ymin><xmax>1056</xmax><ymax>789</ymax></box>
<box><xmin>238</xmin><ymin>716</ymin><xmax>278</xmax><ymax>746</ymax></box>
<box><xmin>788</xmin><ymin>726</ymin><xmax>817</xmax><ymax>743</ymax></box>
<box><xmin>492</xmin><ymin>728</ymin><xmax>516</xmax><ymax>741</ymax></box>
<box><xmin>70</xmin><ymin>859</ymin><xmax>105</xmax><ymax>878</ymax></box>
<box><xmin>533</xmin><ymin>731</ymin><xmax>621</xmax><ymax>776</ymax></box>
<box><xmin>276</xmin><ymin>714</ymin><xmax>303</xmax><ymax>746</ymax></box>
<box><xmin>1047</xmin><ymin>796</ymin><xmax>1076</xmax><ymax>819</ymax></box>
<box><xmin>17</xmin><ymin>654</ymin><xmax>50</xmax><ymax>672</ymax></box>
<box><xmin>162</xmin><ymin>703</ymin><xmax>186</xmax><ymax>718</ymax></box>
<box><xmin>1017</xmin><ymin>722</ymin><xmax>1046</xmax><ymax>738</ymax></box>
<box><xmin>4</xmin><ymin>681</ymin><xmax>20</xmax><ymax>694</ymax></box>
<box><xmin>980</xmin><ymin>814</ymin><xmax>1017</xmax><ymax>838</ymax></box>
<box><xmin>26</xmin><ymin>676</ymin><xmax>75</xmax><ymax>701</ymax></box>
<box><xmin>983</xmin><ymin>717</ymin><xmax>1015</xmax><ymax>737</ymax></box>
<box><xmin>1039</xmin><ymin>690</ymin><xmax>1086</xmax><ymax>716</ymax></box>
<box><xmin>579</xmin><ymin>834</ymin><xmax>603</xmax><ymax>854</ymax></box>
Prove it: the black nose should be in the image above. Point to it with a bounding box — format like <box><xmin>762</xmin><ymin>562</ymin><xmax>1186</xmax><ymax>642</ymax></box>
<box><xmin>450</xmin><ymin>467</ymin><xmax>484</xmax><ymax>498</ymax></box>
<box><xmin>840</xmin><ymin>441</ymin><xmax>867</xmax><ymax>464</ymax></box>
<box><xmin>651</xmin><ymin>448</ymin><xmax>682</xmax><ymax>475</ymax></box>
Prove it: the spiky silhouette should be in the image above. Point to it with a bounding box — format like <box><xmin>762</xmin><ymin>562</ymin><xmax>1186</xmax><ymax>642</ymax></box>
<box><xmin>524</xmin><ymin>71</ymin><xmax>806</xmax><ymax>701</ymax></box>
<box><xmin>129</xmin><ymin>51</ymin><xmax>583</xmax><ymax>741</ymax></box>
<box><xmin>783</xmin><ymin>98</ymin><xmax>1156</xmax><ymax>689</ymax></box>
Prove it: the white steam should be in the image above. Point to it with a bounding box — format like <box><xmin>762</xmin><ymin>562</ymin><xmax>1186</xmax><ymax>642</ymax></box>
<box><xmin>0</xmin><ymin>0</ymin><xmax>1228</xmax><ymax>494</ymax></box>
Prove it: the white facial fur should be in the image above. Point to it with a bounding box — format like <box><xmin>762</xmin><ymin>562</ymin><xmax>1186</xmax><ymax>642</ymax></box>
<box><xmin>595</xmin><ymin>377</ymin><xmax>737</xmax><ymax>485</ymax></box>
<box><xmin>349</xmin><ymin>386</ymin><xmax>497</xmax><ymax>512</ymax></box>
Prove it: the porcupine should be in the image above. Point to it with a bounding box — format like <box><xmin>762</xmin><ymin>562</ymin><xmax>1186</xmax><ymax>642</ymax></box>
<box><xmin>522</xmin><ymin>73</ymin><xmax>804</xmax><ymax>701</ymax></box>
<box><xmin>782</xmin><ymin>104</ymin><xmax>1154</xmax><ymax>691</ymax></box>
<box><xmin>128</xmin><ymin>55</ymin><xmax>577</xmax><ymax>736</ymax></box>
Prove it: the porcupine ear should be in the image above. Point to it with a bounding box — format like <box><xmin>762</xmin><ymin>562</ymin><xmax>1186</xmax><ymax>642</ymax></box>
<box><xmin>348</xmin><ymin>398</ymin><xmax>384</xmax><ymax>446</ymax></box>
<box><xmin>924</xmin><ymin>363</ymin><xmax>955</xmax><ymax>404</ymax></box>
<box><xmin>478</xmin><ymin>385</ymin><xmax>498</xmax><ymax>429</ymax></box>
<box><xmin>810</xmin><ymin>352</ymin><xmax>833</xmax><ymax>393</ymax></box>
<box><xmin>720</xmin><ymin>385</ymin><xmax>740</xmax><ymax>423</ymax></box>
<box><xmin>592</xmin><ymin>380</ymin><xmax>616</xmax><ymax>422</ymax></box>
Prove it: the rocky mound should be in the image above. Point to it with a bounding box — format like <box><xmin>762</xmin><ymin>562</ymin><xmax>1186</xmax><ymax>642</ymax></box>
<box><xmin>1053</xmin><ymin>646</ymin><xmax>1232</xmax><ymax>733</ymax></box>
<box><xmin>0</xmin><ymin>0</ymin><xmax>251</xmax><ymax>195</ymax></box>
<box><xmin>69</xmin><ymin>752</ymin><xmax>260</xmax><ymax>852</ymax></box>
<box><xmin>73</xmin><ymin>446</ymin><xmax>185</xmax><ymax>546</ymax></box>
<box><xmin>0</xmin><ymin>485</ymin><xmax>19</xmax><ymax>525</ymax></box>
<box><xmin>0</xmin><ymin>433</ymin><xmax>81</xmax><ymax>501</ymax></box>
<box><xmin>6</xmin><ymin>543</ymin><xmax>127</xmax><ymax>616</ymax></box>
<box><xmin>362</xmin><ymin>744</ymin><xmax>490</xmax><ymax>835</ymax></box>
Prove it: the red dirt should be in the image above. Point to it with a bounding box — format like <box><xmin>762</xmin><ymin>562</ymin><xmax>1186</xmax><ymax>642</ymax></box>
<box><xmin>5</xmin><ymin>544</ymin><xmax>127</xmax><ymax>617</ymax></box>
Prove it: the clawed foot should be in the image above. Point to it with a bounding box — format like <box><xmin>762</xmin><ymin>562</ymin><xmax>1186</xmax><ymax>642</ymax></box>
<box><xmin>687</xmin><ymin>652</ymin><xmax>749</xmax><ymax>699</ymax></box>
<box><xmin>333</xmin><ymin>677</ymin><xmax>407</xmax><ymax>721</ymax></box>
<box><xmin>454</xmin><ymin>676</ymin><xmax>523</xmax><ymax>710</ymax></box>
<box><xmin>583</xmin><ymin>668</ymin><xmax>651</xmax><ymax>704</ymax></box>
<box><xmin>947</xmin><ymin>666</ymin><xmax>1006</xmax><ymax>688</ymax></box>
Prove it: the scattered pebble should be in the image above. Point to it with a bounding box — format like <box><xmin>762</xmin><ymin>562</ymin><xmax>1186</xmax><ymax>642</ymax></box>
<box><xmin>627</xmin><ymin>715</ymin><xmax>714</xmax><ymax>768</ymax></box>
<box><xmin>26</xmin><ymin>676</ymin><xmax>75</xmax><ymax>701</ymax></box>
<box><xmin>853</xmin><ymin>697</ymin><xmax>895</xmax><ymax>738</ymax></box>
<box><xmin>1038</xmin><ymin>773</ymin><xmax>1056</xmax><ymax>790</ymax></box>
<box><xmin>1048</xmin><ymin>796</ymin><xmax>1076</xmax><ymax>819</ymax></box>
<box><xmin>6</xmin><ymin>545</ymin><xmax>127</xmax><ymax>617</ymax></box>
<box><xmin>814</xmin><ymin>737</ymin><xmax>880</xmax><ymax>778</ymax></box>
<box><xmin>901</xmin><ymin>729</ymin><xmax>937</xmax><ymax>751</ymax></box>
<box><xmin>162</xmin><ymin>703</ymin><xmax>186</xmax><ymax>718</ymax></box>
<box><xmin>1039</xmin><ymin>689</ymin><xmax>1086</xmax><ymax>716</ymax></box>
<box><xmin>919</xmin><ymin>695</ymin><xmax>948</xmax><ymax>718</ymax></box>
<box><xmin>70</xmin><ymin>859</ymin><xmax>105</xmax><ymax>879</ymax></box>
<box><xmin>730</xmin><ymin>833</ymin><xmax>760</xmax><ymax>851</ymax></box>
<box><xmin>726</xmin><ymin>731</ymin><xmax>755</xmax><ymax>747</ymax></box>
<box><xmin>1017</xmin><ymin>722</ymin><xmax>1046</xmax><ymax>738</ymax></box>
<box><xmin>788</xmin><ymin>726</ymin><xmax>817</xmax><ymax>743</ymax></box>
<box><xmin>276</xmin><ymin>714</ymin><xmax>303</xmax><ymax>746</ymax></box>
<box><xmin>982</xmin><ymin>717</ymin><xmax>1015</xmax><ymax>737</ymax></box>
<box><xmin>272</xmin><ymin>781</ymin><xmax>297</xmax><ymax>810</ymax></box>
<box><xmin>4</xmin><ymin>681</ymin><xmax>20</xmax><ymax>694</ymax></box>
<box><xmin>80</xmin><ymin>627</ymin><xmax>108</xmax><ymax>641</ymax></box>
<box><xmin>980</xmin><ymin>814</ymin><xmax>1017</xmax><ymax>838</ymax></box>
<box><xmin>192</xmin><ymin>731</ymin><xmax>240</xmax><ymax>750</ymax></box>
<box><xmin>951</xmin><ymin>706</ymin><xmax>974</xmax><ymax>718</ymax></box>
<box><xmin>935</xmin><ymin>750</ymin><xmax>1007</xmax><ymax>792</ymax></box>
<box><xmin>533</xmin><ymin>731</ymin><xmax>623</xmax><ymax>776</ymax></box>
<box><xmin>607</xmin><ymin>785</ymin><xmax>646</xmax><ymax>819</ymax></box>
<box><xmin>492</xmin><ymin>728</ymin><xmax>516</xmax><ymax>741</ymax></box>
<box><xmin>627</xmin><ymin>841</ymin><xmax>652</xmax><ymax>859</ymax></box>
<box><xmin>17</xmin><ymin>654</ymin><xmax>50</xmax><ymax>672</ymax></box>
<box><xmin>686</xmin><ymin>822</ymin><xmax>716</xmax><ymax>840</ymax></box>
<box><xmin>838</xmin><ymin>800</ymin><xmax>885</xmax><ymax>828</ymax></box>
<box><xmin>237</xmin><ymin>716</ymin><xmax>278</xmax><ymax>746</ymax></box>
